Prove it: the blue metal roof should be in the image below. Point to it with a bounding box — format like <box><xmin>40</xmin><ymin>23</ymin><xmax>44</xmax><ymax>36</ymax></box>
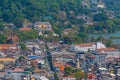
<box><xmin>27</xmin><ymin>55</ymin><xmax>40</xmax><ymax>59</ymax></box>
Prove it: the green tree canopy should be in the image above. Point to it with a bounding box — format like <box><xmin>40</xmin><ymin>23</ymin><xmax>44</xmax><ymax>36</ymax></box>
<box><xmin>0</xmin><ymin>33</ymin><xmax>7</xmax><ymax>44</ymax></box>
<box><xmin>19</xmin><ymin>42</ymin><xmax>27</xmax><ymax>50</ymax></box>
<box><xmin>64</xmin><ymin>67</ymin><xmax>73</xmax><ymax>76</ymax></box>
<box><xmin>93</xmin><ymin>13</ymin><xmax>108</xmax><ymax>22</ymax></box>
<box><xmin>18</xmin><ymin>29</ymin><xmax>38</xmax><ymax>41</ymax></box>
<box><xmin>0</xmin><ymin>23</ymin><xmax>5</xmax><ymax>31</ymax></box>
<box><xmin>74</xmin><ymin>71</ymin><xmax>87</xmax><ymax>80</ymax></box>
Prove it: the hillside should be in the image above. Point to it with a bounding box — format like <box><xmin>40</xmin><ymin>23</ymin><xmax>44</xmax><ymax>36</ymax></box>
<box><xmin>0</xmin><ymin>0</ymin><xmax>119</xmax><ymax>23</ymax></box>
<box><xmin>0</xmin><ymin>0</ymin><xmax>120</xmax><ymax>33</ymax></box>
<box><xmin>0</xmin><ymin>0</ymin><xmax>120</xmax><ymax>44</ymax></box>
<box><xmin>0</xmin><ymin>0</ymin><xmax>87</xmax><ymax>27</ymax></box>
<box><xmin>104</xmin><ymin>0</ymin><xmax>120</xmax><ymax>17</ymax></box>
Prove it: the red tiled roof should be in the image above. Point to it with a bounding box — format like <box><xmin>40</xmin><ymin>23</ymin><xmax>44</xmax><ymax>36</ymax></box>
<box><xmin>113</xmin><ymin>57</ymin><xmax>120</xmax><ymax>61</ymax></box>
<box><xmin>62</xmin><ymin>76</ymin><xmax>75</xmax><ymax>78</ymax></box>
<box><xmin>97</xmin><ymin>48</ymin><xmax>118</xmax><ymax>52</ymax></box>
<box><xmin>19</xmin><ymin>27</ymin><xmax>32</xmax><ymax>31</ymax></box>
<box><xmin>74</xmin><ymin>42</ymin><xmax>95</xmax><ymax>47</ymax></box>
<box><xmin>88</xmin><ymin>73</ymin><xmax>96</xmax><ymax>79</ymax></box>
<box><xmin>0</xmin><ymin>44</ymin><xmax>17</xmax><ymax>50</ymax></box>
<box><xmin>0</xmin><ymin>44</ymin><xmax>16</xmax><ymax>47</ymax></box>
<box><xmin>60</xmin><ymin>65</ymin><xmax>65</xmax><ymax>71</ymax></box>
<box><xmin>89</xmin><ymin>55</ymin><xmax>96</xmax><ymax>58</ymax></box>
<box><xmin>106</xmin><ymin>57</ymin><xmax>114</xmax><ymax>59</ymax></box>
<box><xmin>0</xmin><ymin>72</ymin><xmax>6</xmax><ymax>75</ymax></box>
<box><xmin>10</xmin><ymin>68</ymin><xmax>24</xmax><ymax>73</ymax></box>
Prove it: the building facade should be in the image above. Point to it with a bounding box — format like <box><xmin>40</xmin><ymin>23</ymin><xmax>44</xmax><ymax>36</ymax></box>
<box><xmin>71</xmin><ymin>42</ymin><xmax>106</xmax><ymax>52</ymax></box>
<box><xmin>34</xmin><ymin>22</ymin><xmax>52</xmax><ymax>32</ymax></box>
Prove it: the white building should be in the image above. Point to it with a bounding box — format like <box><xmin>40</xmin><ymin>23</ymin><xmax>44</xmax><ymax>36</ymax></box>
<box><xmin>62</xmin><ymin>76</ymin><xmax>76</xmax><ymax>80</ymax></box>
<box><xmin>25</xmin><ymin>42</ymin><xmax>39</xmax><ymax>50</ymax></box>
<box><xmin>40</xmin><ymin>76</ymin><xmax>49</xmax><ymax>80</ymax></box>
<box><xmin>95</xmin><ymin>48</ymin><xmax>119</xmax><ymax>63</ymax></box>
<box><xmin>34</xmin><ymin>22</ymin><xmax>52</xmax><ymax>33</ymax></box>
<box><xmin>97</xmin><ymin>2</ymin><xmax>105</xmax><ymax>8</ymax></box>
<box><xmin>35</xmin><ymin>49</ymin><xmax>42</xmax><ymax>55</ymax></box>
<box><xmin>117</xmin><ymin>69</ymin><xmax>120</xmax><ymax>76</ymax></box>
<box><xmin>9</xmin><ymin>68</ymin><xmax>25</xmax><ymax>80</ymax></box>
<box><xmin>97</xmin><ymin>48</ymin><xmax>120</xmax><ymax>58</ymax></box>
<box><xmin>30</xmin><ymin>75</ymin><xmax>49</xmax><ymax>80</ymax></box>
<box><xmin>37</xmin><ymin>59</ymin><xmax>45</xmax><ymax>65</ymax></box>
<box><xmin>71</xmin><ymin>42</ymin><xmax>106</xmax><ymax>52</ymax></box>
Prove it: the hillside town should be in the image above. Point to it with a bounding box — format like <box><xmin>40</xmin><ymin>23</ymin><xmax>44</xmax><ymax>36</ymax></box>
<box><xmin>0</xmin><ymin>22</ymin><xmax>119</xmax><ymax>80</ymax></box>
<box><xmin>0</xmin><ymin>0</ymin><xmax>120</xmax><ymax>80</ymax></box>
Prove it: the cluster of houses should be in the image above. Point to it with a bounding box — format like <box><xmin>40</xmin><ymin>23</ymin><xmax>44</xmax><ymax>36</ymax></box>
<box><xmin>47</xmin><ymin>40</ymin><xmax>120</xmax><ymax>80</ymax></box>
<box><xmin>0</xmin><ymin>21</ymin><xmax>119</xmax><ymax>80</ymax></box>
<box><xmin>0</xmin><ymin>39</ymin><xmax>50</xmax><ymax>80</ymax></box>
<box><xmin>0</xmin><ymin>22</ymin><xmax>54</xmax><ymax>80</ymax></box>
<box><xmin>70</xmin><ymin>42</ymin><xmax>120</xmax><ymax>79</ymax></box>
<box><xmin>72</xmin><ymin>42</ymin><xmax>120</xmax><ymax>63</ymax></box>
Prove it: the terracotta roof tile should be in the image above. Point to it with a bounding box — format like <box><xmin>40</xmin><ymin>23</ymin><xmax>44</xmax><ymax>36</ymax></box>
<box><xmin>97</xmin><ymin>48</ymin><xmax>118</xmax><ymax>52</ymax></box>
<box><xmin>19</xmin><ymin>27</ymin><xmax>32</xmax><ymax>31</ymax></box>
<box><xmin>0</xmin><ymin>44</ymin><xmax>17</xmax><ymax>50</ymax></box>
<box><xmin>62</xmin><ymin>76</ymin><xmax>75</xmax><ymax>78</ymax></box>
<box><xmin>0</xmin><ymin>58</ymin><xmax>15</xmax><ymax>62</ymax></box>
<box><xmin>74</xmin><ymin>42</ymin><xmax>95</xmax><ymax>47</ymax></box>
<box><xmin>0</xmin><ymin>72</ymin><xmax>6</xmax><ymax>75</ymax></box>
<box><xmin>88</xmin><ymin>73</ymin><xmax>96</xmax><ymax>79</ymax></box>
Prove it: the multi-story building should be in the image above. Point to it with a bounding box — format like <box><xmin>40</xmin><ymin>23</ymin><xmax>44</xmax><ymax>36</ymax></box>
<box><xmin>76</xmin><ymin>52</ymin><xmax>85</xmax><ymax>60</ymax></box>
<box><xmin>71</xmin><ymin>42</ymin><xmax>106</xmax><ymax>52</ymax></box>
<box><xmin>95</xmin><ymin>52</ymin><xmax>107</xmax><ymax>64</ymax></box>
<box><xmin>0</xmin><ymin>44</ymin><xmax>19</xmax><ymax>52</ymax></box>
<box><xmin>97</xmin><ymin>48</ymin><xmax>120</xmax><ymax>58</ymax></box>
<box><xmin>34</xmin><ymin>22</ymin><xmax>52</xmax><ymax>33</ymax></box>
<box><xmin>62</xmin><ymin>76</ymin><xmax>76</xmax><ymax>80</ymax></box>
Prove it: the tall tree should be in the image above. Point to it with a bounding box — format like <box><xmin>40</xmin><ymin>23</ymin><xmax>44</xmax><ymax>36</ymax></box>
<box><xmin>64</xmin><ymin>67</ymin><xmax>73</xmax><ymax>76</ymax></box>
<box><xmin>93</xmin><ymin>13</ymin><xmax>108</xmax><ymax>22</ymax></box>
<box><xmin>0</xmin><ymin>33</ymin><xmax>7</xmax><ymax>44</ymax></box>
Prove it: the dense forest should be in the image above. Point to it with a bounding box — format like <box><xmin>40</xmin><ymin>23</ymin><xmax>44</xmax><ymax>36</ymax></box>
<box><xmin>104</xmin><ymin>0</ymin><xmax>120</xmax><ymax>17</ymax></box>
<box><xmin>0</xmin><ymin>0</ymin><xmax>120</xmax><ymax>29</ymax></box>
<box><xmin>0</xmin><ymin>0</ymin><xmax>86</xmax><ymax>27</ymax></box>
<box><xmin>0</xmin><ymin>0</ymin><xmax>120</xmax><ymax>45</ymax></box>
<box><xmin>81</xmin><ymin>18</ymin><xmax>120</xmax><ymax>33</ymax></box>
